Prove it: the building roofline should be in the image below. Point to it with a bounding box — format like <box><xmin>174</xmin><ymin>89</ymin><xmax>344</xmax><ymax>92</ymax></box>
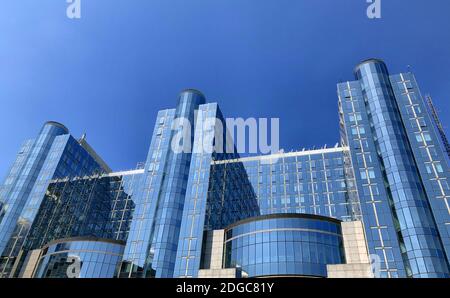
<box><xmin>42</xmin><ymin>237</ymin><xmax>126</xmax><ymax>249</ymax></box>
<box><xmin>225</xmin><ymin>213</ymin><xmax>342</xmax><ymax>231</ymax></box>
<box><xmin>78</xmin><ymin>137</ymin><xmax>112</xmax><ymax>173</ymax></box>
<box><xmin>44</xmin><ymin>121</ymin><xmax>69</xmax><ymax>134</ymax></box>
<box><xmin>107</xmin><ymin>168</ymin><xmax>145</xmax><ymax>177</ymax></box>
<box><xmin>212</xmin><ymin>146</ymin><xmax>348</xmax><ymax>165</ymax></box>
<box><xmin>179</xmin><ymin>88</ymin><xmax>205</xmax><ymax>97</ymax></box>
<box><xmin>353</xmin><ymin>58</ymin><xmax>386</xmax><ymax>74</ymax></box>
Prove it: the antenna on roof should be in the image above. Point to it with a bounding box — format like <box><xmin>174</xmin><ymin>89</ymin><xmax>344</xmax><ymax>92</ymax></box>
<box><xmin>334</xmin><ymin>142</ymin><xmax>339</xmax><ymax>148</ymax></box>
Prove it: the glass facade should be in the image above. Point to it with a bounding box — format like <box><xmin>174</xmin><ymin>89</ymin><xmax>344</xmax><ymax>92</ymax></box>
<box><xmin>338</xmin><ymin>59</ymin><xmax>450</xmax><ymax>277</ymax></box>
<box><xmin>390</xmin><ymin>73</ymin><xmax>450</xmax><ymax>266</ymax></box>
<box><xmin>173</xmin><ymin>102</ymin><xmax>259</xmax><ymax>278</ymax></box>
<box><xmin>119</xmin><ymin>108</ymin><xmax>176</xmax><ymax>278</ymax></box>
<box><xmin>34</xmin><ymin>238</ymin><xmax>124</xmax><ymax>278</ymax></box>
<box><xmin>210</xmin><ymin>148</ymin><xmax>361</xmax><ymax>221</ymax></box>
<box><xmin>0</xmin><ymin>60</ymin><xmax>449</xmax><ymax>278</ymax></box>
<box><xmin>224</xmin><ymin>214</ymin><xmax>345</xmax><ymax>277</ymax></box>
<box><xmin>119</xmin><ymin>90</ymin><xmax>211</xmax><ymax>278</ymax></box>
<box><xmin>0</xmin><ymin>122</ymin><xmax>109</xmax><ymax>278</ymax></box>
<box><xmin>23</xmin><ymin>172</ymin><xmax>138</xmax><ymax>253</ymax></box>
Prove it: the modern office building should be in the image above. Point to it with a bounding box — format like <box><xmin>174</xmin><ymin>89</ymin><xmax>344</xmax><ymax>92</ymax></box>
<box><xmin>0</xmin><ymin>59</ymin><xmax>449</xmax><ymax>278</ymax></box>
<box><xmin>0</xmin><ymin>122</ymin><xmax>112</xmax><ymax>278</ymax></box>
<box><xmin>338</xmin><ymin>59</ymin><xmax>450</xmax><ymax>277</ymax></box>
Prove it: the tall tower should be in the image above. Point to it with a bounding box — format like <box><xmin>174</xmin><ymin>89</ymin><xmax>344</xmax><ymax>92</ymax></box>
<box><xmin>0</xmin><ymin>122</ymin><xmax>107</xmax><ymax>277</ymax></box>
<box><xmin>149</xmin><ymin>89</ymin><xmax>206</xmax><ymax>277</ymax></box>
<box><xmin>339</xmin><ymin>59</ymin><xmax>450</xmax><ymax>277</ymax></box>
<box><xmin>120</xmin><ymin>89</ymin><xmax>206</xmax><ymax>278</ymax></box>
<box><xmin>0</xmin><ymin>122</ymin><xmax>70</xmax><ymax>276</ymax></box>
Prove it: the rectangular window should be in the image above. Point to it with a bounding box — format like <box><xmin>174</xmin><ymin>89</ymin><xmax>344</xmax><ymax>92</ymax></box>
<box><xmin>343</xmin><ymin>89</ymin><xmax>351</xmax><ymax>98</ymax></box>
<box><xmin>425</xmin><ymin>164</ymin><xmax>432</xmax><ymax>174</ymax></box>
<box><xmin>360</xmin><ymin>170</ymin><xmax>367</xmax><ymax>180</ymax></box>
<box><xmin>415</xmin><ymin>134</ymin><xmax>423</xmax><ymax>143</ymax></box>
<box><xmin>423</xmin><ymin>133</ymin><xmax>432</xmax><ymax>142</ymax></box>
<box><xmin>349</xmin><ymin>113</ymin><xmax>362</xmax><ymax>123</ymax></box>
<box><xmin>417</xmin><ymin>118</ymin><xmax>427</xmax><ymax>127</ymax></box>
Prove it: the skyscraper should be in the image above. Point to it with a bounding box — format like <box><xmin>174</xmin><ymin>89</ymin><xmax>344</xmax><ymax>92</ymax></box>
<box><xmin>0</xmin><ymin>122</ymin><xmax>111</xmax><ymax>277</ymax></box>
<box><xmin>338</xmin><ymin>59</ymin><xmax>450</xmax><ymax>277</ymax></box>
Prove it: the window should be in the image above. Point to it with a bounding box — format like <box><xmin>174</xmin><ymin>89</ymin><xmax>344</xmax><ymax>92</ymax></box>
<box><xmin>360</xmin><ymin>170</ymin><xmax>367</xmax><ymax>180</ymax></box>
<box><xmin>349</xmin><ymin>113</ymin><xmax>362</xmax><ymax>122</ymax></box>
<box><xmin>360</xmin><ymin>169</ymin><xmax>375</xmax><ymax>179</ymax></box>
<box><xmin>425</xmin><ymin>164</ymin><xmax>432</xmax><ymax>174</ymax></box>
<box><xmin>423</xmin><ymin>133</ymin><xmax>432</xmax><ymax>142</ymax></box>
<box><xmin>417</xmin><ymin>118</ymin><xmax>427</xmax><ymax>128</ymax></box>
<box><xmin>404</xmin><ymin>81</ymin><xmax>413</xmax><ymax>89</ymax></box>
<box><xmin>343</xmin><ymin>89</ymin><xmax>351</xmax><ymax>98</ymax></box>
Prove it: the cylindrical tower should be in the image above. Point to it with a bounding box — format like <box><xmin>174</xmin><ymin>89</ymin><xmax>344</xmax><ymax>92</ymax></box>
<box><xmin>354</xmin><ymin>59</ymin><xmax>449</xmax><ymax>277</ymax></box>
<box><xmin>0</xmin><ymin>121</ymin><xmax>69</xmax><ymax>273</ymax></box>
<box><xmin>224</xmin><ymin>214</ymin><xmax>345</xmax><ymax>277</ymax></box>
<box><xmin>147</xmin><ymin>89</ymin><xmax>206</xmax><ymax>278</ymax></box>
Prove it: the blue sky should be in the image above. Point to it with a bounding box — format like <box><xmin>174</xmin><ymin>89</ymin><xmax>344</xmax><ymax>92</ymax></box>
<box><xmin>0</xmin><ymin>0</ymin><xmax>449</xmax><ymax>175</ymax></box>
